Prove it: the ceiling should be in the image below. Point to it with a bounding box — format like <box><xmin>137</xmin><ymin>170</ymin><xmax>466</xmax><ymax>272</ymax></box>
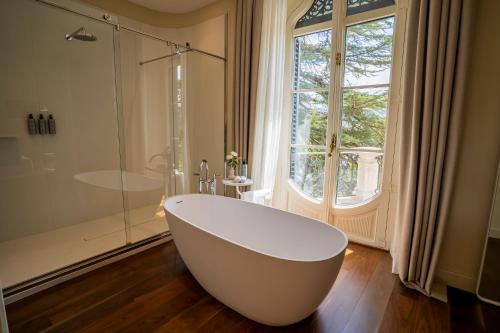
<box><xmin>128</xmin><ymin>0</ymin><xmax>218</xmax><ymax>14</ymax></box>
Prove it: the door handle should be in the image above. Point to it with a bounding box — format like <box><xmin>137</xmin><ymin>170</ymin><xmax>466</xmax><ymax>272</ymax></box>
<box><xmin>328</xmin><ymin>133</ymin><xmax>337</xmax><ymax>157</ymax></box>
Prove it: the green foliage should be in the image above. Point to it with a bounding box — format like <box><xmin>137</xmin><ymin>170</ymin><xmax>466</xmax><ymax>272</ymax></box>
<box><xmin>227</xmin><ymin>156</ymin><xmax>239</xmax><ymax>169</ymax></box>
<box><xmin>296</xmin><ymin>30</ymin><xmax>331</xmax><ymax>89</ymax></box>
<box><xmin>291</xmin><ymin>17</ymin><xmax>394</xmax><ymax>199</ymax></box>
<box><xmin>307</xmin><ymin>109</ymin><xmax>328</xmax><ymax>145</ymax></box>
<box><xmin>295</xmin><ymin>91</ymin><xmax>328</xmax><ymax>146</ymax></box>
<box><xmin>341</xmin><ymin>89</ymin><xmax>387</xmax><ymax>148</ymax></box>
<box><xmin>345</xmin><ymin>19</ymin><xmax>394</xmax><ymax>80</ymax></box>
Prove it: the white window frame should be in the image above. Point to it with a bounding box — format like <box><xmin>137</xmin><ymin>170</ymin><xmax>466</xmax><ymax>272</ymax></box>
<box><xmin>274</xmin><ymin>0</ymin><xmax>409</xmax><ymax>250</ymax></box>
<box><xmin>284</xmin><ymin>0</ymin><xmax>404</xmax><ymax>207</ymax></box>
<box><xmin>289</xmin><ymin>25</ymin><xmax>333</xmax><ymax>202</ymax></box>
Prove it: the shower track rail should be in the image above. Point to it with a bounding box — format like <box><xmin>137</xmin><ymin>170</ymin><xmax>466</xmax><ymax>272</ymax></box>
<box><xmin>2</xmin><ymin>233</ymin><xmax>171</xmax><ymax>304</ymax></box>
<box><xmin>35</xmin><ymin>0</ymin><xmax>226</xmax><ymax>62</ymax></box>
<box><xmin>139</xmin><ymin>47</ymin><xmax>226</xmax><ymax>66</ymax></box>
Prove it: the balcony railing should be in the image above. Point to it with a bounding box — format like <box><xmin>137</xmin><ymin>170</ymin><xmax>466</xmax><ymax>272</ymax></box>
<box><xmin>289</xmin><ymin>146</ymin><xmax>384</xmax><ymax>205</ymax></box>
<box><xmin>336</xmin><ymin>147</ymin><xmax>384</xmax><ymax>206</ymax></box>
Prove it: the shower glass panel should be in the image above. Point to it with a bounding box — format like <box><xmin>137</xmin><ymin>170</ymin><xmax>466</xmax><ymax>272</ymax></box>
<box><xmin>118</xmin><ymin>30</ymin><xmax>173</xmax><ymax>243</ymax></box>
<box><xmin>171</xmin><ymin>52</ymin><xmax>190</xmax><ymax>195</ymax></box>
<box><xmin>0</xmin><ymin>0</ymin><xmax>126</xmax><ymax>288</ymax></box>
<box><xmin>0</xmin><ymin>0</ymin><xmax>226</xmax><ymax>291</ymax></box>
<box><xmin>182</xmin><ymin>51</ymin><xmax>225</xmax><ymax>194</ymax></box>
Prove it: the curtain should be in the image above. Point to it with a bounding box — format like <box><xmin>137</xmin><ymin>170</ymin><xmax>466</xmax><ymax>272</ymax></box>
<box><xmin>233</xmin><ymin>0</ymin><xmax>263</xmax><ymax>166</ymax></box>
<box><xmin>251</xmin><ymin>0</ymin><xmax>287</xmax><ymax>192</ymax></box>
<box><xmin>392</xmin><ymin>0</ymin><xmax>474</xmax><ymax>295</ymax></box>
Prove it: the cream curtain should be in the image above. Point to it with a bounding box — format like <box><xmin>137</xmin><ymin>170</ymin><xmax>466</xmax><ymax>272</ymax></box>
<box><xmin>233</xmin><ymin>0</ymin><xmax>263</xmax><ymax>165</ymax></box>
<box><xmin>392</xmin><ymin>0</ymin><xmax>474</xmax><ymax>294</ymax></box>
<box><xmin>251</xmin><ymin>0</ymin><xmax>287</xmax><ymax>192</ymax></box>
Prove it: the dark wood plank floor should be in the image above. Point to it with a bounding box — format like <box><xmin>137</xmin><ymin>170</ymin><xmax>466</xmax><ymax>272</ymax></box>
<box><xmin>5</xmin><ymin>241</ymin><xmax>500</xmax><ymax>332</ymax></box>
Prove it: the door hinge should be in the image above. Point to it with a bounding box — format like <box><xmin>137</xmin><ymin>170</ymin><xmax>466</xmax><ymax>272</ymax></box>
<box><xmin>335</xmin><ymin>52</ymin><xmax>341</xmax><ymax>66</ymax></box>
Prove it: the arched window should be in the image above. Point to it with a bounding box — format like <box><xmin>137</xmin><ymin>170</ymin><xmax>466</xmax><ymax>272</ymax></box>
<box><xmin>288</xmin><ymin>0</ymin><xmax>397</xmax><ymax>207</ymax></box>
<box><xmin>347</xmin><ymin>0</ymin><xmax>395</xmax><ymax>15</ymax></box>
<box><xmin>295</xmin><ymin>0</ymin><xmax>333</xmax><ymax>29</ymax></box>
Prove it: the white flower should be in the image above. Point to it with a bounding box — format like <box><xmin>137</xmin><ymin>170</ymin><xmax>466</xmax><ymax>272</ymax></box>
<box><xmin>231</xmin><ymin>151</ymin><xmax>238</xmax><ymax>157</ymax></box>
<box><xmin>226</xmin><ymin>154</ymin><xmax>232</xmax><ymax>160</ymax></box>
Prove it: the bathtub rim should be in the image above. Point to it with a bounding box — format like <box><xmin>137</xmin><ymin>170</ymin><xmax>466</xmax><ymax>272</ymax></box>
<box><xmin>164</xmin><ymin>194</ymin><xmax>348</xmax><ymax>263</ymax></box>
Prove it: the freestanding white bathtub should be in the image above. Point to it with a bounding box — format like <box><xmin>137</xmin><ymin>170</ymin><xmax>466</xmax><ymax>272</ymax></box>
<box><xmin>164</xmin><ymin>194</ymin><xmax>348</xmax><ymax>326</ymax></box>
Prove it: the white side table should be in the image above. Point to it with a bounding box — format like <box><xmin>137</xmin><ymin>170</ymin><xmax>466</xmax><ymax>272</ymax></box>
<box><xmin>222</xmin><ymin>179</ymin><xmax>253</xmax><ymax>199</ymax></box>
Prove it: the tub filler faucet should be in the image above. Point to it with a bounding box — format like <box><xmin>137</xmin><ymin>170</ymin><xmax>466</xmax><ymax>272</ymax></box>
<box><xmin>194</xmin><ymin>160</ymin><xmax>219</xmax><ymax>195</ymax></box>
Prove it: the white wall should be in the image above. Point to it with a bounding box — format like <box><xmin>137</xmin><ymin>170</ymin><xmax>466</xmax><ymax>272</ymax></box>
<box><xmin>184</xmin><ymin>16</ymin><xmax>226</xmax><ymax>193</ymax></box>
<box><xmin>0</xmin><ymin>0</ymin><xmax>124</xmax><ymax>241</ymax></box>
<box><xmin>187</xmin><ymin>15</ymin><xmax>226</xmax><ymax>57</ymax></box>
<box><xmin>185</xmin><ymin>51</ymin><xmax>225</xmax><ymax>194</ymax></box>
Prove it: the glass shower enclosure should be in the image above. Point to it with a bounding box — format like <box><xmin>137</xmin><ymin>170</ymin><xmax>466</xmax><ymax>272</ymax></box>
<box><xmin>0</xmin><ymin>0</ymin><xmax>225</xmax><ymax>293</ymax></box>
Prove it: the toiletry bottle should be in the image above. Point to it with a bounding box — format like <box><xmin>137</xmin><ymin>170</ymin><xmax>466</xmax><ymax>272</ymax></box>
<box><xmin>48</xmin><ymin>114</ymin><xmax>56</xmax><ymax>134</ymax></box>
<box><xmin>38</xmin><ymin>114</ymin><xmax>47</xmax><ymax>135</ymax></box>
<box><xmin>241</xmin><ymin>159</ymin><xmax>248</xmax><ymax>178</ymax></box>
<box><xmin>27</xmin><ymin>114</ymin><xmax>37</xmax><ymax>135</ymax></box>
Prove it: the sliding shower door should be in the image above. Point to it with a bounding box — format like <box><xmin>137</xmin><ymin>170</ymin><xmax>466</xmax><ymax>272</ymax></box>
<box><xmin>117</xmin><ymin>29</ymin><xmax>173</xmax><ymax>243</ymax></box>
<box><xmin>0</xmin><ymin>0</ymin><xmax>127</xmax><ymax>288</ymax></box>
<box><xmin>0</xmin><ymin>0</ymin><xmax>226</xmax><ymax>290</ymax></box>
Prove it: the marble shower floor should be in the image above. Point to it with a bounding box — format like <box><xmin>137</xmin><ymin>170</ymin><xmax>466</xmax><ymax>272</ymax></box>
<box><xmin>0</xmin><ymin>204</ymin><xmax>168</xmax><ymax>288</ymax></box>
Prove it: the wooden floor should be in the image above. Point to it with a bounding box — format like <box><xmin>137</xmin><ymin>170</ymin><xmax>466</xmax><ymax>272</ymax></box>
<box><xmin>6</xmin><ymin>241</ymin><xmax>500</xmax><ymax>333</ymax></box>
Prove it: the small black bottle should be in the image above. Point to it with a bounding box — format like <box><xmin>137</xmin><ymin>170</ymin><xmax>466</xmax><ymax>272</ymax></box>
<box><xmin>38</xmin><ymin>114</ymin><xmax>47</xmax><ymax>135</ymax></box>
<box><xmin>27</xmin><ymin>114</ymin><xmax>37</xmax><ymax>135</ymax></box>
<box><xmin>48</xmin><ymin>114</ymin><xmax>56</xmax><ymax>134</ymax></box>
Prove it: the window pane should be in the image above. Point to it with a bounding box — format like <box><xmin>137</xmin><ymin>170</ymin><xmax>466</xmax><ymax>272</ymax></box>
<box><xmin>343</xmin><ymin>17</ymin><xmax>394</xmax><ymax>87</ymax></box>
<box><xmin>291</xmin><ymin>92</ymin><xmax>329</xmax><ymax>145</ymax></box>
<box><xmin>335</xmin><ymin>151</ymin><xmax>383</xmax><ymax>206</ymax></box>
<box><xmin>294</xmin><ymin>30</ymin><xmax>331</xmax><ymax>90</ymax></box>
<box><xmin>339</xmin><ymin>87</ymin><xmax>388</xmax><ymax>149</ymax></box>
<box><xmin>346</xmin><ymin>0</ymin><xmax>395</xmax><ymax>16</ymax></box>
<box><xmin>290</xmin><ymin>146</ymin><xmax>326</xmax><ymax>199</ymax></box>
<box><xmin>295</xmin><ymin>0</ymin><xmax>333</xmax><ymax>29</ymax></box>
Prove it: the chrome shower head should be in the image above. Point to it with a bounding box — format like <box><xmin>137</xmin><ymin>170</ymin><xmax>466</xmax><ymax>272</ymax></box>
<box><xmin>65</xmin><ymin>27</ymin><xmax>97</xmax><ymax>42</ymax></box>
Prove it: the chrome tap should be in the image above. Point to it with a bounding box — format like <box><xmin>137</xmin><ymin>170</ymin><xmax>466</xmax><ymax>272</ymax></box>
<box><xmin>209</xmin><ymin>172</ymin><xmax>218</xmax><ymax>195</ymax></box>
<box><xmin>197</xmin><ymin>159</ymin><xmax>209</xmax><ymax>193</ymax></box>
<box><xmin>194</xmin><ymin>160</ymin><xmax>219</xmax><ymax>194</ymax></box>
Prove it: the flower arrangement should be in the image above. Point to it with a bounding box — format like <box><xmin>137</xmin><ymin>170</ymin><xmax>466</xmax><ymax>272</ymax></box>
<box><xmin>226</xmin><ymin>151</ymin><xmax>239</xmax><ymax>170</ymax></box>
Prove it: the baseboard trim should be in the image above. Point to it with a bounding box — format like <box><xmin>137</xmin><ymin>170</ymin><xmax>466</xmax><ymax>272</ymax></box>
<box><xmin>436</xmin><ymin>268</ymin><xmax>477</xmax><ymax>293</ymax></box>
<box><xmin>430</xmin><ymin>277</ymin><xmax>448</xmax><ymax>302</ymax></box>
<box><xmin>0</xmin><ymin>282</ymin><xmax>8</xmax><ymax>333</ymax></box>
<box><xmin>489</xmin><ymin>227</ymin><xmax>500</xmax><ymax>239</ymax></box>
<box><xmin>3</xmin><ymin>233</ymin><xmax>171</xmax><ymax>304</ymax></box>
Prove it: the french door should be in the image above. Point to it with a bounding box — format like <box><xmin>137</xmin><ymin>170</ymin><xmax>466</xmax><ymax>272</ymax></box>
<box><xmin>280</xmin><ymin>0</ymin><xmax>407</xmax><ymax>248</ymax></box>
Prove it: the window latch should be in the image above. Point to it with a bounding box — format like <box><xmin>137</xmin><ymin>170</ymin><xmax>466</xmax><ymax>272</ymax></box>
<box><xmin>328</xmin><ymin>133</ymin><xmax>337</xmax><ymax>157</ymax></box>
<box><xmin>335</xmin><ymin>52</ymin><xmax>341</xmax><ymax>66</ymax></box>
